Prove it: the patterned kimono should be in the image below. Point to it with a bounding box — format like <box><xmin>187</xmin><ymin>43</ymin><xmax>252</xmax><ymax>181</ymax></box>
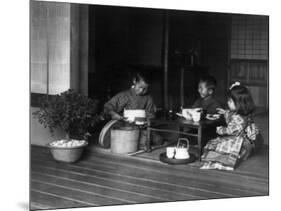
<box><xmin>200</xmin><ymin>111</ymin><xmax>259</xmax><ymax>171</ymax></box>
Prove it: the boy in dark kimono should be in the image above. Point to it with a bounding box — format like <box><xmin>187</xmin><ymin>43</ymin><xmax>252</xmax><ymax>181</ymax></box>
<box><xmin>188</xmin><ymin>76</ymin><xmax>222</xmax><ymax>146</ymax></box>
<box><xmin>192</xmin><ymin>75</ymin><xmax>221</xmax><ymax>114</ymax></box>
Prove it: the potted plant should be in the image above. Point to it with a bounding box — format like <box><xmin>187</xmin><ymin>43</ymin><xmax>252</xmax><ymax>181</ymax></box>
<box><xmin>33</xmin><ymin>89</ymin><xmax>100</xmax><ymax>162</ymax></box>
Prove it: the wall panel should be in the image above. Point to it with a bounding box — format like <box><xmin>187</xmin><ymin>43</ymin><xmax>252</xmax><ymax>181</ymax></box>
<box><xmin>30</xmin><ymin>1</ymin><xmax>48</xmax><ymax>93</ymax></box>
<box><xmin>30</xmin><ymin>1</ymin><xmax>71</xmax><ymax>94</ymax></box>
<box><xmin>230</xmin><ymin>15</ymin><xmax>269</xmax><ymax>108</ymax></box>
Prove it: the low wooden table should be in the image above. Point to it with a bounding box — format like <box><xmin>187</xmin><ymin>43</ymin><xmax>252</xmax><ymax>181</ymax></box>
<box><xmin>146</xmin><ymin>117</ymin><xmax>225</xmax><ymax>160</ymax></box>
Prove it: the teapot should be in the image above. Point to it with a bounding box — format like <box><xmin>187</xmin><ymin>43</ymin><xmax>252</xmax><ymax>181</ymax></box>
<box><xmin>174</xmin><ymin>138</ymin><xmax>190</xmax><ymax>159</ymax></box>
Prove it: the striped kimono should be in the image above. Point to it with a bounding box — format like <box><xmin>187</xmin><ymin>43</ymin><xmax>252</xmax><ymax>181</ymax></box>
<box><xmin>200</xmin><ymin>111</ymin><xmax>259</xmax><ymax>171</ymax></box>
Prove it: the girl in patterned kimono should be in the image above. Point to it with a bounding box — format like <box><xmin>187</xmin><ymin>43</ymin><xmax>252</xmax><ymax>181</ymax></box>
<box><xmin>200</xmin><ymin>82</ymin><xmax>261</xmax><ymax>171</ymax></box>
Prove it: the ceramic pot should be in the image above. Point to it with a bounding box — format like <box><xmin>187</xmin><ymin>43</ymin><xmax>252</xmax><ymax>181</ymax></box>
<box><xmin>47</xmin><ymin>140</ymin><xmax>88</xmax><ymax>163</ymax></box>
<box><xmin>174</xmin><ymin>138</ymin><xmax>190</xmax><ymax>159</ymax></box>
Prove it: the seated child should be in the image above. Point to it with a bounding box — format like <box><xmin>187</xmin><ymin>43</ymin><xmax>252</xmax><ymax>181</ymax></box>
<box><xmin>187</xmin><ymin>76</ymin><xmax>222</xmax><ymax>146</ymax></box>
<box><xmin>200</xmin><ymin>82</ymin><xmax>262</xmax><ymax>171</ymax></box>
<box><xmin>103</xmin><ymin>71</ymin><xmax>163</xmax><ymax>149</ymax></box>
<box><xmin>192</xmin><ymin>75</ymin><xmax>221</xmax><ymax>114</ymax></box>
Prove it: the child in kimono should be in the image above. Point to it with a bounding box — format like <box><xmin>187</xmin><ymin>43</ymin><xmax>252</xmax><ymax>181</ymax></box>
<box><xmin>192</xmin><ymin>75</ymin><xmax>221</xmax><ymax>114</ymax></box>
<box><xmin>104</xmin><ymin>71</ymin><xmax>163</xmax><ymax>149</ymax></box>
<box><xmin>188</xmin><ymin>76</ymin><xmax>222</xmax><ymax>145</ymax></box>
<box><xmin>200</xmin><ymin>82</ymin><xmax>261</xmax><ymax>171</ymax></box>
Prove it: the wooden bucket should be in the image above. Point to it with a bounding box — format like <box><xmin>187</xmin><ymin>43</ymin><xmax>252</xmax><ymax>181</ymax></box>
<box><xmin>110</xmin><ymin>126</ymin><xmax>140</xmax><ymax>154</ymax></box>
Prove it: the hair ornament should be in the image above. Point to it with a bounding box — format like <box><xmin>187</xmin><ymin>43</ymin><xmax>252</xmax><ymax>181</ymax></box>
<box><xmin>229</xmin><ymin>81</ymin><xmax>241</xmax><ymax>90</ymax></box>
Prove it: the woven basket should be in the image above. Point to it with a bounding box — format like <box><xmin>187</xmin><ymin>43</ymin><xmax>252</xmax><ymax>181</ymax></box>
<box><xmin>47</xmin><ymin>141</ymin><xmax>88</xmax><ymax>163</ymax></box>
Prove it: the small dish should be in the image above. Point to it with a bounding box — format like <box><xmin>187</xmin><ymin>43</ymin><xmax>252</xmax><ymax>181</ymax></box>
<box><xmin>135</xmin><ymin>121</ymin><xmax>146</xmax><ymax>125</ymax></box>
<box><xmin>206</xmin><ymin>114</ymin><xmax>220</xmax><ymax>120</ymax></box>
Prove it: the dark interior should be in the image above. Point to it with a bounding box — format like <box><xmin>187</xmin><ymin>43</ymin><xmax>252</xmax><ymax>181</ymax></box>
<box><xmin>88</xmin><ymin>6</ymin><xmax>231</xmax><ymax>112</ymax></box>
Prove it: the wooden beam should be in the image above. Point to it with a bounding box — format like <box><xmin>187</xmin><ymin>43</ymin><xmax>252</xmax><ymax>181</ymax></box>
<box><xmin>180</xmin><ymin>67</ymin><xmax>184</xmax><ymax>108</ymax></box>
<box><xmin>70</xmin><ymin>4</ymin><xmax>80</xmax><ymax>92</ymax></box>
<box><xmin>79</xmin><ymin>4</ymin><xmax>89</xmax><ymax>96</ymax></box>
<box><xmin>163</xmin><ymin>11</ymin><xmax>169</xmax><ymax>110</ymax></box>
<box><xmin>46</xmin><ymin>5</ymin><xmax>50</xmax><ymax>97</ymax></box>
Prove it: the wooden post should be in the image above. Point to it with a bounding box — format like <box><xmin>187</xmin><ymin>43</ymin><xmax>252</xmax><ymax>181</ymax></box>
<box><xmin>198</xmin><ymin>125</ymin><xmax>202</xmax><ymax>161</ymax></box>
<box><xmin>70</xmin><ymin>4</ymin><xmax>80</xmax><ymax>92</ymax></box>
<box><xmin>180</xmin><ymin>67</ymin><xmax>184</xmax><ymax>108</ymax></box>
<box><xmin>163</xmin><ymin>11</ymin><xmax>169</xmax><ymax>110</ymax></box>
<box><xmin>79</xmin><ymin>4</ymin><xmax>89</xmax><ymax>96</ymax></box>
<box><xmin>146</xmin><ymin>120</ymin><xmax>152</xmax><ymax>152</ymax></box>
<box><xmin>46</xmin><ymin>5</ymin><xmax>50</xmax><ymax>98</ymax></box>
<box><xmin>227</xmin><ymin>16</ymin><xmax>232</xmax><ymax>88</ymax></box>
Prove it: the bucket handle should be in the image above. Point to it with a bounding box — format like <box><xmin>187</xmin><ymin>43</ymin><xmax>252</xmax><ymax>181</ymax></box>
<box><xmin>176</xmin><ymin>138</ymin><xmax>189</xmax><ymax>149</ymax></box>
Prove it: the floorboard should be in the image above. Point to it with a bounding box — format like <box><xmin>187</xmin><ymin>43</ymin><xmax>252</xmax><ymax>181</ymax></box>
<box><xmin>31</xmin><ymin>167</ymin><xmax>168</xmax><ymax>202</ymax></box>
<box><xmin>31</xmin><ymin>156</ymin><xmax>266</xmax><ymax>197</ymax></box>
<box><xmin>30</xmin><ymin>145</ymin><xmax>269</xmax><ymax>210</ymax></box>
<box><xmin>30</xmin><ymin>189</ymin><xmax>91</xmax><ymax>210</ymax></box>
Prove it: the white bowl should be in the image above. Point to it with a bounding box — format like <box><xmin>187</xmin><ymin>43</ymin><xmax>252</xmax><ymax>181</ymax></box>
<box><xmin>181</xmin><ymin>109</ymin><xmax>192</xmax><ymax>120</ymax></box>
<box><xmin>123</xmin><ymin>109</ymin><xmax>146</xmax><ymax>122</ymax></box>
<box><xmin>181</xmin><ymin>108</ymin><xmax>201</xmax><ymax>120</ymax></box>
<box><xmin>192</xmin><ymin>114</ymin><xmax>201</xmax><ymax>122</ymax></box>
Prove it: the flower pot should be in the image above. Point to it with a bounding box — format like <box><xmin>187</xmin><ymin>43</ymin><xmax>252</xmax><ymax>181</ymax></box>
<box><xmin>47</xmin><ymin>140</ymin><xmax>88</xmax><ymax>163</ymax></box>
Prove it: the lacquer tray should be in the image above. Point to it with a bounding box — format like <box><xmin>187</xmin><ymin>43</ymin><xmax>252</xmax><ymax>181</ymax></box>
<box><xmin>159</xmin><ymin>152</ymin><xmax>196</xmax><ymax>165</ymax></box>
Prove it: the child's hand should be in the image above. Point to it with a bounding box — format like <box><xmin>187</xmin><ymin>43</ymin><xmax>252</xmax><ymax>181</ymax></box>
<box><xmin>216</xmin><ymin>108</ymin><xmax>226</xmax><ymax>115</ymax></box>
<box><xmin>111</xmin><ymin>113</ymin><xmax>124</xmax><ymax>120</ymax></box>
<box><xmin>123</xmin><ymin>117</ymin><xmax>134</xmax><ymax>123</ymax></box>
<box><xmin>216</xmin><ymin>126</ymin><xmax>224</xmax><ymax>135</ymax></box>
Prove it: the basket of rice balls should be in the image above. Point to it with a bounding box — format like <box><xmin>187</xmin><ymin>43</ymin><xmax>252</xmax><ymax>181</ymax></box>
<box><xmin>47</xmin><ymin>139</ymin><xmax>88</xmax><ymax>163</ymax></box>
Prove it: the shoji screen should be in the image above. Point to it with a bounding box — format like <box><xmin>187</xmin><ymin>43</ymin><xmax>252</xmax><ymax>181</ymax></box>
<box><xmin>229</xmin><ymin>15</ymin><xmax>269</xmax><ymax>108</ymax></box>
<box><xmin>30</xmin><ymin>1</ymin><xmax>48</xmax><ymax>93</ymax></box>
<box><xmin>230</xmin><ymin>15</ymin><xmax>268</xmax><ymax>85</ymax></box>
<box><xmin>231</xmin><ymin>15</ymin><xmax>268</xmax><ymax>60</ymax></box>
<box><xmin>30</xmin><ymin>1</ymin><xmax>71</xmax><ymax>94</ymax></box>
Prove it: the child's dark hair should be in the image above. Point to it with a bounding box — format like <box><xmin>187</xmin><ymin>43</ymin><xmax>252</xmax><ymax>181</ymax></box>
<box><xmin>199</xmin><ymin>75</ymin><xmax>217</xmax><ymax>92</ymax></box>
<box><xmin>227</xmin><ymin>85</ymin><xmax>255</xmax><ymax>116</ymax></box>
<box><xmin>132</xmin><ymin>71</ymin><xmax>151</xmax><ymax>84</ymax></box>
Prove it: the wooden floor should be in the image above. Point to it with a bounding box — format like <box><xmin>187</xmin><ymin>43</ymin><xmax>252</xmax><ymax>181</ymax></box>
<box><xmin>30</xmin><ymin>145</ymin><xmax>269</xmax><ymax>210</ymax></box>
